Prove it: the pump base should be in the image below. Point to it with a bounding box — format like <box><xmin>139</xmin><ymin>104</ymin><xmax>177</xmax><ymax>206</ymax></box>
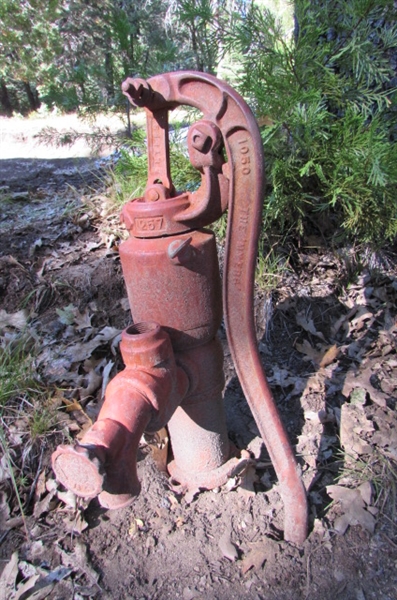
<box><xmin>168</xmin><ymin>450</ymin><xmax>251</xmax><ymax>490</ymax></box>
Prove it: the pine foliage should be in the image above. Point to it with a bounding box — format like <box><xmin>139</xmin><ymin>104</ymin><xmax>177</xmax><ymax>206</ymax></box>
<box><xmin>231</xmin><ymin>0</ymin><xmax>397</xmax><ymax>243</ymax></box>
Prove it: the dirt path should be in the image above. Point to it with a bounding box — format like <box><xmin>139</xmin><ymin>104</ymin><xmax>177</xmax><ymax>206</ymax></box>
<box><xmin>0</xmin><ymin>116</ymin><xmax>396</xmax><ymax>600</ymax></box>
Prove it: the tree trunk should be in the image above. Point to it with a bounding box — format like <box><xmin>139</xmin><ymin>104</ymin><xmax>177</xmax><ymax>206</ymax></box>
<box><xmin>23</xmin><ymin>81</ymin><xmax>41</xmax><ymax>111</ymax></box>
<box><xmin>126</xmin><ymin>99</ymin><xmax>132</xmax><ymax>138</ymax></box>
<box><xmin>105</xmin><ymin>51</ymin><xmax>115</xmax><ymax>101</ymax></box>
<box><xmin>0</xmin><ymin>79</ymin><xmax>13</xmax><ymax>116</ymax></box>
<box><xmin>190</xmin><ymin>24</ymin><xmax>204</xmax><ymax>72</ymax></box>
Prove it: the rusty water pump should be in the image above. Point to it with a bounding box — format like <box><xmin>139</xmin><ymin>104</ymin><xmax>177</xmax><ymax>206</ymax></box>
<box><xmin>52</xmin><ymin>72</ymin><xmax>308</xmax><ymax>545</ymax></box>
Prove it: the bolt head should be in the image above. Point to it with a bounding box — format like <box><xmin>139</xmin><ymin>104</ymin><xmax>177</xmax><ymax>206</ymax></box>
<box><xmin>147</xmin><ymin>188</ymin><xmax>160</xmax><ymax>202</ymax></box>
<box><xmin>191</xmin><ymin>129</ymin><xmax>212</xmax><ymax>153</ymax></box>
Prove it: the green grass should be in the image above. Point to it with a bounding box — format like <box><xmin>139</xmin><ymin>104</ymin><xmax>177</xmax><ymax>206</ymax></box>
<box><xmin>0</xmin><ymin>336</ymin><xmax>60</xmax><ymax>437</ymax></box>
<box><xmin>212</xmin><ymin>212</ymin><xmax>228</xmax><ymax>241</ymax></box>
<box><xmin>0</xmin><ymin>426</ymin><xmax>29</xmax><ymax>537</ymax></box>
<box><xmin>109</xmin><ymin>120</ymin><xmax>201</xmax><ymax>208</ymax></box>
<box><xmin>336</xmin><ymin>448</ymin><xmax>397</xmax><ymax>524</ymax></box>
<box><xmin>0</xmin><ymin>338</ymin><xmax>39</xmax><ymax>407</ymax></box>
<box><xmin>256</xmin><ymin>239</ymin><xmax>291</xmax><ymax>292</ymax></box>
<box><xmin>28</xmin><ymin>399</ymin><xmax>59</xmax><ymax>440</ymax></box>
<box><xmin>0</xmin><ymin>335</ymin><xmax>60</xmax><ymax>529</ymax></box>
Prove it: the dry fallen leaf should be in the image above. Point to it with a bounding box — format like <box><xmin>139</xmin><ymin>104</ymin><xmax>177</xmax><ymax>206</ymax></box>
<box><xmin>64</xmin><ymin>326</ymin><xmax>121</xmax><ymax>363</ymax></box>
<box><xmin>60</xmin><ymin>397</ymin><xmax>92</xmax><ymax>436</ymax></box>
<box><xmin>0</xmin><ymin>491</ymin><xmax>10</xmax><ymax>529</ymax></box>
<box><xmin>56</xmin><ymin>304</ymin><xmax>76</xmax><ymax>325</ymax></box>
<box><xmin>348</xmin><ymin>307</ymin><xmax>374</xmax><ymax>335</ymax></box>
<box><xmin>295</xmin><ymin>340</ymin><xmax>324</xmax><ymax>364</ymax></box>
<box><xmin>79</xmin><ymin>368</ymin><xmax>102</xmax><ymax>402</ymax></box>
<box><xmin>241</xmin><ymin>543</ymin><xmax>267</xmax><ymax>575</ymax></box>
<box><xmin>237</xmin><ymin>464</ymin><xmax>258</xmax><ymax>498</ymax></box>
<box><xmin>129</xmin><ymin>518</ymin><xmax>144</xmax><ymax>538</ymax></box>
<box><xmin>342</xmin><ymin>365</ymin><xmax>388</xmax><ymax>408</ymax></box>
<box><xmin>184</xmin><ymin>486</ymin><xmax>201</xmax><ymax>505</ymax></box>
<box><xmin>33</xmin><ymin>490</ymin><xmax>57</xmax><ymax>519</ymax></box>
<box><xmin>340</xmin><ymin>403</ymin><xmax>374</xmax><ymax>456</ymax></box>
<box><xmin>62</xmin><ymin>397</ymin><xmax>85</xmax><ymax>413</ymax></box>
<box><xmin>119</xmin><ymin>297</ymin><xmax>130</xmax><ymax>311</ymax></box>
<box><xmin>331</xmin><ymin>306</ymin><xmax>358</xmax><ymax>338</ymax></box>
<box><xmin>327</xmin><ymin>483</ymin><xmax>376</xmax><ymax>535</ymax></box>
<box><xmin>101</xmin><ymin>360</ymin><xmax>114</xmax><ymax>399</ymax></box>
<box><xmin>74</xmin><ymin>308</ymin><xmax>93</xmax><ymax>330</ymax></box>
<box><xmin>73</xmin><ymin>540</ymin><xmax>100</xmax><ymax>585</ymax></box>
<box><xmin>296</xmin><ymin>311</ymin><xmax>326</xmax><ymax>341</ymax></box>
<box><xmin>0</xmin><ymin>309</ymin><xmax>28</xmax><ymax>331</ymax></box>
<box><xmin>13</xmin><ymin>573</ymin><xmax>40</xmax><ymax>600</ymax></box>
<box><xmin>267</xmin><ymin>368</ymin><xmax>307</xmax><ymax>399</ymax></box>
<box><xmin>63</xmin><ymin>511</ymin><xmax>89</xmax><ymax>535</ymax></box>
<box><xmin>57</xmin><ymin>489</ymin><xmax>78</xmax><ymax>510</ymax></box>
<box><xmin>34</xmin><ymin>471</ymin><xmax>47</xmax><ymax>502</ymax></box>
<box><xmin>296</xmin><ymin>433</ymin><xmax>319</xmax><ymax>469</ymax></box>
<box><xmin>14</xmin><ymin>565</ymin><xmax>74</xmax><ymax>600</ymax></box>
<box><xmin>319</xmin><ymin>344</ymin><xmax>340</xmax><ymax>368</ymax></box>
<box><xmin>301</xmin><ymin>372</ymin><xmax>325</xmax><ymax>398</ymax></box>
<box><xmin>296</xmin><ymin>340</ymin><xmax>340</xmax><ymax>368</ymax></box>
<box><xmin>224</xmin><ymin>477</ymin><xmax>238</xmax><ymax>492</ymax></box>
<box><xmin>219</xmin><ymin>529</ymin><xmax>238</xmax><ymax>561</ymax></box>
<box><xmin>371</xmin><ymin>413</ymin><xmax>397</xmax><ymax>460</ymax></box>
<box><xmin>167</xmin><ymin>494</ymin><xmax>179</xmax><ymax>510</ymax></box>
<box><xmin>0</xmin><ymin>551</ymin><xmax>18</xmax><ymax>600</ymax></box>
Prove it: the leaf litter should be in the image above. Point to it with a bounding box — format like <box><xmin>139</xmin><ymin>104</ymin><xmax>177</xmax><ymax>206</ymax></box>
<box><xmin>0</xmin><ymin>159</ymin><xmax>396</xmax><ymax>599</ymax></box>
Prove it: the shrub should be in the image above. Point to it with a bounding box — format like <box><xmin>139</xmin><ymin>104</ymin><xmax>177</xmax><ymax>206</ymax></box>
<box><xmin>231</xmin><ymin>0</ymin><xmax>397</xmax><ymax>243</ymax></box>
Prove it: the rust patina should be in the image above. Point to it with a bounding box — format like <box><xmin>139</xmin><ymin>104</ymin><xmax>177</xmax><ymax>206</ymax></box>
<box><xmin>52</xmin><ymin>72</ymin><xmax>308</xmax><ymax>545</ymax></box>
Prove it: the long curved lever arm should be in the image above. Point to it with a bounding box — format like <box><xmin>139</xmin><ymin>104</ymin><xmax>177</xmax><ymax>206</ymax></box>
<box><xmin>123</xmin><ymin>71</ymin><xmax>308</xmax><ymax>544</ymax></box>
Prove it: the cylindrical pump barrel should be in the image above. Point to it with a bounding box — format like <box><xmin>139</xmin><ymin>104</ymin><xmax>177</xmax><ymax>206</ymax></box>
<box><xmin>119</xmin><ymin>229</ymin><xmax>222</xmax><ymax>351</ymax></box>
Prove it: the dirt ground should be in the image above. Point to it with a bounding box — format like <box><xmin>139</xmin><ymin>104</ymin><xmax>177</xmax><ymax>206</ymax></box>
<box><xmin>0</xmin><ymin>116</ymin><xmax>396</xmax><ymax>600</ymax></box>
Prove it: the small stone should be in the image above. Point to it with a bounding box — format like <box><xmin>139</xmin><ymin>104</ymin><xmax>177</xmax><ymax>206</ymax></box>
<box><xmin>350</xmin><ymin>388</ymin><xmax>367</xmax><ymax>405</ymax></box>
<box><xmin>183</xmin><ymin>588</ymin><xmax>194</xmax><ymax>600</ymax></box>
<box><xmin>146</xmin><ymin>536</ymin><xmax>156</xmax><ymax>549</ymax></box>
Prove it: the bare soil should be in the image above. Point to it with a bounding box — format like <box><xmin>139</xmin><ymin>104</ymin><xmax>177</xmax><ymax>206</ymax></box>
<box><xmin>0</xmin><ymin>117</ymin><xmax>396</xmax><ymax>600</ymax></box>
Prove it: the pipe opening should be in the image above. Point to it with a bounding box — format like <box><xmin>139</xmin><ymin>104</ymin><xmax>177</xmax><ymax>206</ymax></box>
<box><xmin>125</xmin><ymin>322</ymin><xmax>159</xmax><ymax>336</ymax></box>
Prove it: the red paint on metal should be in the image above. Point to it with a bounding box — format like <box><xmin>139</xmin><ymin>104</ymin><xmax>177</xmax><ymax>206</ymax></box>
<box><xmin>52</xmin><ymin>71</ymin><xmax>308</xmax><ymax>545</ymax></box>
<box><xmin>52</xmin><ymin>322</ymin><xmax>189</xmax><ymax>509</ymax></box>
<box><xmin>119</xmin><ymin>229</ymin><xmax>222</xmax><ymax>351</ymax></box>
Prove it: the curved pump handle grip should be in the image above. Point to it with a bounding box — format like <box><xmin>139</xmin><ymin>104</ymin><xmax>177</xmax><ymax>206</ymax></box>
<box><xmin>122</xmin><ymin>72</ymin><xmax>307</xmax><ymax>545</ymax></box>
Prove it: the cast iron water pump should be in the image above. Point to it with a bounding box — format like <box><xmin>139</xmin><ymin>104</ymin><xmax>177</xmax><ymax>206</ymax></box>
<box><xmin>52</xmin><ymin>72</ymin><xmax>308</xmax><ymax>545</ymax></box>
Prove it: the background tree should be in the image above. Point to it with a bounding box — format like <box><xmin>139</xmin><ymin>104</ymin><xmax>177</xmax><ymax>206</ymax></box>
<box><xmin>0</xmin><ymin>0</ymin><xmax>61</xmax><ymax>114</ymax></box>
<box><xmin>39</xmin><ymin>0</ymin><xmax>178</xmax><ymax>111</ymax></box>
<box><xmin>165</xmin><ymin>0</ymin><xmax>224</xmax><ymax>73</ymax></box>
<box><xmin>1</xmin><ymin>0</ymin><xmax>397</xmax><ymax>245</ymax></box>
<box><xmin>0</xmin><ymin>0</ymin><xmax>242</xmax><ymax>113</ymax></box>
<box><xmin>0</xmin><ymin>0</ymin><xmax>180</xmax><ymax>114</ymax></box>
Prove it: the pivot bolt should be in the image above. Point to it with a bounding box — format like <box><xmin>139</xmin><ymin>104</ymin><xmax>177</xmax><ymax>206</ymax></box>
<box><xmin>146</xmin><ymin>188</ymin><xmax>160</xmax><ymax>202</ymax></box>
<box><xmin>191</xmin><ymin>128</ymin><xmax>212</xmax><ymax>153</ymax></box>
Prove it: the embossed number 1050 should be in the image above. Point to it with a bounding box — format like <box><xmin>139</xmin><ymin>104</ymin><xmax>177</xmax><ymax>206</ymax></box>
<box><xmin>239</xmin><ymin>139</ymin><xmax>251</xmax><ymax>175</ymax></box>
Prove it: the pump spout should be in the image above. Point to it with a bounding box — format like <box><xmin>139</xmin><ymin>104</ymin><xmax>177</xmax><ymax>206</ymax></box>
<box><xmin>52</xmin><ymin>322</ymin><xmax>189</xmax><ymax>509</ymax></box>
